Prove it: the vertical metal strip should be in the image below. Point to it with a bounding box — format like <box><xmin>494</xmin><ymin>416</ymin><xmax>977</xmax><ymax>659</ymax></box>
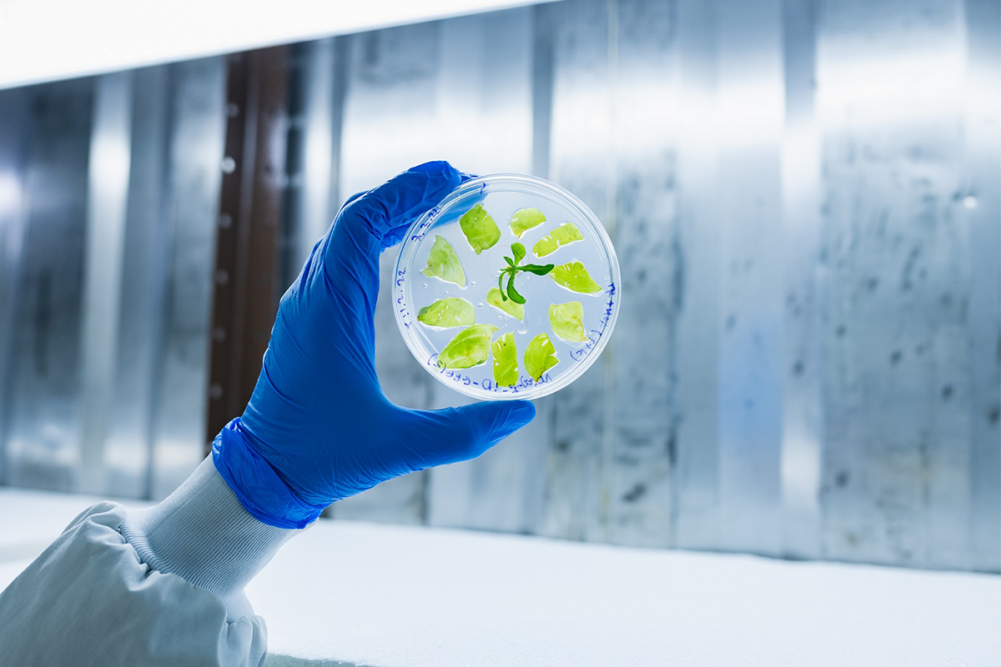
<box><xmin>150</xmin><ymin>56</ymin><xmax>226</xmax><ymax>498</ymax></box>
<box><xmin>0</xmin><ymin>88</ymin><xmax>32</xmax><ymax>486</ymax></box>
<box><xmin>816</xmin><ymin>0</ymin><xmax>972</xmax><ymax>568</ymax></box>
<box><xmin>541</xmin><ymin>0</ymin><xmax>613</xmax><ymax>542</ymax></box>
<box><xmin>79</xmin><ymin>71</ymin><xmax>134</xmax><ymax>494</ymax></box>
<box><xmin>604</xmin><ymin>0</ymin><xmax>676</xmax><ymax>548</ymax></box>
<box><xmin>962</xmin><ymin>0</ymin><xmax>1001</xmax><ymax>573</ymax></box>
<box><xmin>714</xmin><ymin>0</ymin><xmax>786</xmax><ymax>556</ymax></box>
<box><xmin>105</xmin><ymin>65</ymin><xmax>171</xmax><ymax>499</ymax></box>
<box><xmin>672</xmin><ymin>0</ymin><xmax>722</xmax><ymax>551</ymax></box>
<box><xmin>299</xmin><ymin>38</ymin><xmax>336</xmax><ymax>268</ymax></box>
<box><xmin>779</xmin><ymin>0</ymin><xmax>823</xmax><ymax>560</ymax></box>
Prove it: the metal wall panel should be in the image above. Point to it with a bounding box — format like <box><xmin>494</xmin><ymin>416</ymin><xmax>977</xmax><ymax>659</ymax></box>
<box><xmin>1</xmin><ymin>0</ymin><xmax>998</xmax><ymax>572</ymax></box>
<box><xmin>2</xmin><ymin>79</ymin><xmax>94</xmax><ymax>491</ymax></box>
<box><xmin>963</xmin><ymin>0</ymin><xmax>1001</xmax><ymax>574</ymax></box>
<box><xmin>79</xmin><ymin>71</ymin><xmax>134</xmax><ymax>495</ymax></box>
<box><xmin>815</xmin><ymin>0</ymin><xmax>975</xmax><ymax>569</ymax></box>
<box><xmin>104</xmin><ymin>65</ymin><xmax>172</xmax><ymax>499</ymax></box>
<box><xmin>0</xmin><ymin>87</ymin><xmax>32</xmax><ymax>486</ymax></box>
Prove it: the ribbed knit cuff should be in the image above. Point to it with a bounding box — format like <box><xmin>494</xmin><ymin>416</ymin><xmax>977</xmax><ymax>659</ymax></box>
<box><xmin>120</xmin><ymin>456</ymin><xmax>298</xmax><ymax>599</ymax></box>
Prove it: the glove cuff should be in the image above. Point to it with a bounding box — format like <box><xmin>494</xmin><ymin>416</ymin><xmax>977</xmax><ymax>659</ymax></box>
<box><xmin>212</xmin><ymin>419</ymin><xmax>327</xmax><ymax>529</ymax></box>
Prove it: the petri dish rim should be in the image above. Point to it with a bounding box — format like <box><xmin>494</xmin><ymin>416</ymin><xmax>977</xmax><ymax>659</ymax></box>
<box><xmin>393</xmin><ymin>173</ymin><xmax>621</xmax><ymax>401</ymax></box>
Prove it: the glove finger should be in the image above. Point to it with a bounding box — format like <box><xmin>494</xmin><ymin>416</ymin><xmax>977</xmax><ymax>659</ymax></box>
<box><xmin>403</xmin><ymin>400</ymin><xmax>536</xmax><ymax>469</ymax></box>
<box><xmin>327</xmin><ymin>161</ymin><xmax>461</xmax><ymax>259</ymax></box>
<box><xmin>319</xmin><ymin>162</ymin><xmax>461</xmax><ymax>309</ymax></box>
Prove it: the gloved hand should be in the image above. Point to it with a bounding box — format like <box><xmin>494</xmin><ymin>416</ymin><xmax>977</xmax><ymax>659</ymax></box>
<box><xmin>212</xmin><ymin>161</ymin><xmax>536</xmax><ymax>528</ymax></box>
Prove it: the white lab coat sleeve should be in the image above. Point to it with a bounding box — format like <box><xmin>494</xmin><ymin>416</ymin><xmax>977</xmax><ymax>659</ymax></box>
<box><xmin>0</xmin><ymin>457</ymin><xmax>300</xmax><ymax>667</ymax></box>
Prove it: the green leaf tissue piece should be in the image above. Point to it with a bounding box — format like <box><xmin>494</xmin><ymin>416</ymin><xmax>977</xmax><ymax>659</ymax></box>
<box><xmin>550</xmin><ymin>261</ymin><xmax>602</xmax><ymax>294</ymax></box>
<box><xmin>459</xmin><ymin>203</ymin><xmax>501</xmax><ymax>254</ymax></box>
<box><xmin>422</xmin><ymin>235</ymin><xmax>466</xmax><ymax>286</ymax></box>
<box><xmin>417</xmin><ymin>298</ymin><xmax>475</xmax><ymax>328</ymax></box>
<box><xmin>437</xmin><ymin>325</ymin><xmax>499</xmax><ymax>370</ymax></box>
<box><xmin>524</xmin><ymin>333</ymin><xmax>559</xmax><ymax>382</ymax></box>
<box><xmin>492</xmin><ymin>333</ymin><xmax>519</xmax><ymax>387</ymax></box>
<box><xmin>532</xmin><ymin>222</ymin><xmax>583</xmax><ymax>257</ymax></box>
<box><xmin>548</xmin><ymin>301</ymin><xmax>588</xmax><ymax>342</ymax></box>
<box><xmin>487</xmin><ymin>287</ymin><xmax>525</xmax><ymax>321</ymax></box>
<box><xmin>510</xmin><ymin>207</ymin><xmax>546</xmax><ymax>238</ymax></box>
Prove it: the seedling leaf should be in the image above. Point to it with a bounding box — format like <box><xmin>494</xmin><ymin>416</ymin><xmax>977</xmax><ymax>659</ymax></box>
<box><xmin>519</xmin><ymin>263</ymin><xmax>554</xmax><ymax>276</ymax></box>
<box><xmin>506</xmin><ymin>275</ymin><xmax>527</xmax><ymax>304</ymax></box>
<box><xmin>512</xmin><ymin>242</ymin><xmax>526</xmax><ymax>264</ymax></box>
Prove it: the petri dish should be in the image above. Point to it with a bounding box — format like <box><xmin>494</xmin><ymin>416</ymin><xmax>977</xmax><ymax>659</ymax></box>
<box><xmin>393</xmin><ymin>173</ymin><xmax>620</xmax><ymax>400</ymax></box>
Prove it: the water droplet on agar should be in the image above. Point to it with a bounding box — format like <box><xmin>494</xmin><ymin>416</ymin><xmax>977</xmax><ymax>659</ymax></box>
<box><xmin>423</xmin><ymin>283</ymin><xmax>428</xmax><ymax>288</ymax></box>
<box><xmin>517</xmin><ymin>324</ymin><xmax>529</xmax><ymax>335</ymax></box>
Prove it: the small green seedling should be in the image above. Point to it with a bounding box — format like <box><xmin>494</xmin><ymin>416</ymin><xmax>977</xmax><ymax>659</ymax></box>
<box><xmin>510</xmin><ymin>207</ymin><xmax>546</xmax><ymax>238</ymax></box>
<box><xmin>549</xmin><ymin>261</ymin><xmax>601</xmax><ymax>294</ymax></box>
<box><xmin>492</xmin><ymin>332</ymin><xmax>519</xmax><ymax>387</ymax></box>
<box><xmin>533</xmin><ymin>222</ymin><xmax>583</xmax><ymax>257</ymax></box>
<box><xmin>437</xmin><ymin>324</ymin><xmax>499</xmax><ymax>370</ymax></box>
<box><xmin>422</xmin><ymin>235</ymin><xmax>466</xmax><ymax>286</ymax></box>
<box><xmin>549</xmin><ymin>301</ymin><xmax>587</xmax><ymax>342</ymax></box>
<box><xmin>460</xmin><ymin>203</ymin><xmax>501</xmax><ymax>255</ymax></box>
<box><xmin>524</xmin><ymin>333</ymin><xmax>559</xmax><ymax>382</ymax></box>
<box><xmin>487</xmin><ymin>287</ymin><xmax>525</xmax><ymax>321</ymax></box>
<box><xmin>498</xmin><ymin>242</ymin><xmax>554</xmax><ymax>305</ymax></box>
<box><xmin>418</xmin><ymin>298</ymin><xmax>475</xmax><ymax>328</ymax></box>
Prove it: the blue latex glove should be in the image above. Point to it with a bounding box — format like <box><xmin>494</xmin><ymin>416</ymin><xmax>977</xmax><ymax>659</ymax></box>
<box><xmin>212</xmin><ymin>162</ymin><xmax>535</xmax><ymax>528</ymax></box>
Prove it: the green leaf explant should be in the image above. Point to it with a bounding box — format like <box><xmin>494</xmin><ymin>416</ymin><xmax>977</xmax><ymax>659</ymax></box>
<box><xmin>532</xmin><ymin>222</ymin><xmax>583</xmax><ymax>258</ymax></box>
<box><xmin>492</xmin><ymin>333</ymin><xmax>519</xmax><ymax>387</ymax></box>
<box><xmin>550</xmin><ymin>261</ymin><xmax>602</xmax><ymax>294</ymax></box>
<box><xmin>524</xmin><ymin>333</ymin><xmax>559</xmax><ymax>382</ymax></box>
<box><xmin>422</xmin><ymin>235</ymin><xmax>466</xmax><ymax>286</ymax></box>
<box><xmin>417</xmin><ymin>298</ymin><xmax>475</xmax><ymax>328</ymax></box>
<box><xmin>509</xmin><ymin>207</ymin><xmax>546</xmax><ymax>238</ymax></box>
<box><xmin>437</xmin><ymin>324</ymin><xmax>499</xmax><ymax>370</ymax></box>
<box><xmin>548</xmin><ymin>301</ymin><xmax>587</xmax><ymax>342</ymax></box>
<box><xmin>459</xmin><ymin>203</ymin><xmax>501</xmax><ymax>255</ymax></box>
<box><xmin>487</xmin><ymin>287</ymin><xmax>525</xmax><ymax>321</ymax></box>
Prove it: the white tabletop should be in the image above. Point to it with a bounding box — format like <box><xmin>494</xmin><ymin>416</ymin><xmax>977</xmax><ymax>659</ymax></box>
<box><xmin>2</xmin><ymin>488</ymin><xmax>998</xmax><ymax>667</ymax></box>
<box><xmin>252</xmin><ymin>521</ymin><xmax>1001</xmax><ymax>667</ymax></box>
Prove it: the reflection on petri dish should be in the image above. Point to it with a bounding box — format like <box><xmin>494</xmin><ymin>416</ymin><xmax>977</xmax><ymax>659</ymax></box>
<box><xmin>393</xmin><ymin>174</ymin><xmax>621</xmax><ymax>401</ymax></box>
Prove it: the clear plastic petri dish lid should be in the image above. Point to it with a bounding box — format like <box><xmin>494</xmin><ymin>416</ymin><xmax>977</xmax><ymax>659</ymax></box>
<box><xmin>393</xmin><ymin>173</ymin><xmax>621</xmax><ymax>401</ymax></box>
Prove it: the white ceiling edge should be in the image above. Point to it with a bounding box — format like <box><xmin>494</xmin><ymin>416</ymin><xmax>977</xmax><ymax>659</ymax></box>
<box><xmin>0</xmin><ymin>0</ymin><xmax>559</xmax><ymax>90</ymax></box>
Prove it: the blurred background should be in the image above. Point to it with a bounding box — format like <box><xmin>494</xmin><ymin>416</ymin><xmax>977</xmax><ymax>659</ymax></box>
<box><xmin>0</xmin><ymin>0</ymin><xmax>998</xmax><ymax>574</ymax></box>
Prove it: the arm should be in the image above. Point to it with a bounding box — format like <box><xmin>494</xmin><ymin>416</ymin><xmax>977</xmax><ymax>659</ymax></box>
<box><xmin>0</xmin><ymin>162</ymin><xmax>534</xmax><ymax>666</ymax></box>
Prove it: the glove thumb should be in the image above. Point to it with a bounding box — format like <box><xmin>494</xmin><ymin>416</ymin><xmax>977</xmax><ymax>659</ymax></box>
<box><xmin>407</xmin><ymin>400</ymin><xmax>536</xmax><ymax>468</ymax></box>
